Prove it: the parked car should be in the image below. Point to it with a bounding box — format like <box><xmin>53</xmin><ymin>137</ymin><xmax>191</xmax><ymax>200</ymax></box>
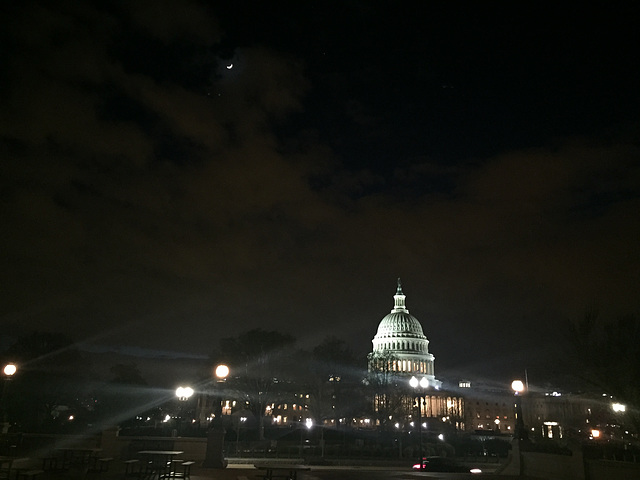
<box><xmin>412</xmin><ymin>456</ymin><xmax>482</xmax><ymax>474</ymax></box>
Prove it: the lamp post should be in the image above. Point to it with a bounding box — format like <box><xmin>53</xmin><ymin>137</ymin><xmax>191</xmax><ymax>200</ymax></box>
<box><xmin>203</xmin><ymin>364</ymin><xmax>229</xmax><ymax>468</ymax></box>
<box><xmin>234</xmin><ymin>416</ymin><xmax>247</xmax><ymax>456</ymax></box>
<box><xmin>511</xmin><ymin>380</ymin><xmax>525</xmax><ymax>441</ymax></box>
<box><xmin>2</xmin><ymin>364</ymin><xmax>17</xmax><ymax>434</ymax></box>
<box><xmin>410</xmin><ymin>376</ymin><xmax>429</xmax><ymax>470</ymax></box>
<box><xmin>299</xmin><ymin>418</ymin><xmax>313</xmax><ymax>456</ymax></box>
<box><xmin>175</xmin><ymin>386</ymin><xmax>194</xmax><ymax>436</ymax></box>
<box><xmin>511</xmin><ymin>379</ymin><xmax>527</xmax><ymax>477</ymax></box>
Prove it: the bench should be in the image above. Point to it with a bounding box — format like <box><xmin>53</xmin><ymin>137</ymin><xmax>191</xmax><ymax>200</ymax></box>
<box><xmin>15</xmin><ymin>469</ymin><xmax>45</xmax><ymax>480</ymax></box>
<box><xmin>162</xmin><ymin>460</ymin><xmax>194</xmax><ymax>480</ymax></box>
<box><xmin>41</xmin><ymin>454</ymin><xmax>60</xmax><ymax>471</ymax></box>
<box><xmin>9</xmin><ymin>459</ymin><xmax>44</xmax><ymax>480</ymax></box>
<box><xmin>254</xmin><ymin>464</ymin><xmax>310</xmax><ymax>480</ymax></box>
<box><xmin>89</xmin><ymin>457</ymin><xmax>114</xmax><ymax>472</ymax></box>
<box><xmin>175</xmin><ymin>461</ymin><xmax>195</xmax><ymax>479</ymax></box>
<box><xmin>123</xmin><ymin>459</ymin><xmax>140</xmax><ymax>476</ymax></box>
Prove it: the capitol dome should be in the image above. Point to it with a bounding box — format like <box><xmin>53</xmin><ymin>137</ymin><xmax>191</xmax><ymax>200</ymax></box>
<box><xmin>368</xmin><ymin>279</ymin><xmax>440</xmax><ymax>387</ymax></box>
<box><xmin>376</xmin><ymin>309</ymin><xmax>425</xmax><ymax>338</ymax></box>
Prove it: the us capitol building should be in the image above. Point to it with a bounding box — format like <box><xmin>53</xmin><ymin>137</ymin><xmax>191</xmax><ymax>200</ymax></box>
<box><xmin>367</xmin><ymin>279</ymin><xmax>464</xmax><ymax>431</ymax></box>
<box><xmin>368</xmin><ymin>278</ymin><xmax>442</xmax><ymax>387</ymax></box>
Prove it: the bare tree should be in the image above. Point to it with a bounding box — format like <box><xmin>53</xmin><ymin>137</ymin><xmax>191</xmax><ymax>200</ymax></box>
<box><xmin>567</xmin><ymin>310</ymin><xmax>640</xmax><ymax>434</ymax></box>
<box><xmin>214</xmin><ymin>329</ymin><xmax>296</xmax><ymax>440</ymax></box>
<box><xmin>365</xmin><ymin>351</ymin><xmax>406</xmax><ymax>429</ymax></box>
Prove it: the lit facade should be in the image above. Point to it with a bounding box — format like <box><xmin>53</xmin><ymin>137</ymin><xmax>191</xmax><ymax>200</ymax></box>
<box><xmin>458</xmin><ymin>382</ymin><xmax>629</xmax><ymax>441</ymax></box>
<box><xmin>267</xmin><ymin>393</ymin><xmax>311</xmax><ymax>426</ymax></box>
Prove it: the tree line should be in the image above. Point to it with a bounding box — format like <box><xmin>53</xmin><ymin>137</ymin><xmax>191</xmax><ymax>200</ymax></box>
<box><xmin>0</xmin><ymin>329</ymin><xmax>381</xmax><ymax>436</ymax></box>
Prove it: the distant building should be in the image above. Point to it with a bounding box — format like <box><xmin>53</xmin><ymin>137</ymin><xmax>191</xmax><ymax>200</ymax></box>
<box><xmin>459</xmin><ymin>383</ymin><xmax>518</xmax><ymax>434</ymax></box>
<box><xmin>267</xmin><ymin>392</ymin><xmax>311</xmax><ymax>426</ymax></box>
<box><xmin>458</xmin><ymin>380</ymin><xmax>630</xmax><ymax>442</ymax></box>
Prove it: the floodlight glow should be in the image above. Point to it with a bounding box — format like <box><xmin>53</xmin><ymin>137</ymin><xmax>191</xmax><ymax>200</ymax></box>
<box><xmin>409</xmin><ymin>376</ymin><xmax>419</xmax><ymax>388</ymax></box>
<box><xmin>3</xmin><ymin>364</ymin><xmax>17</xmax><ymax>376</ymax></box>
<box><xmin>419</xmin><ymin>377</ymin><xmax>429</xmax><ymax>388</ymax></box>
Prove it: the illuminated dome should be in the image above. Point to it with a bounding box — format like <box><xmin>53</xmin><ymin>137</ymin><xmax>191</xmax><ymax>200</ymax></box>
<box><xmin>376</xmin><ymin>308</ymin><xmax>425</xmax><ymax>338</ymax></box>
<box><xmin>368</xmin><ymin>279</ymin><xmax>440</xmax><ymax>387</ymax></box>
<box><xmin>373</xmin><ymin>279</ymin><xmax>428</xmax><ymax>352</ymax></box>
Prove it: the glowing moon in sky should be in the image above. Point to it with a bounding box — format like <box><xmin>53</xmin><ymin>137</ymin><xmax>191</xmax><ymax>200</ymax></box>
<box><xmin>226</xmin><ymin>63</ymin><xmax>233</xmax><ymax>69</ymax></box>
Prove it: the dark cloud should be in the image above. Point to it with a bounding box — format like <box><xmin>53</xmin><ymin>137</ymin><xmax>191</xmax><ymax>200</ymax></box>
<box><xmin>1</xmin><ymin>1</ymin><xmax>639</xmax><ymax>380</ymax></box>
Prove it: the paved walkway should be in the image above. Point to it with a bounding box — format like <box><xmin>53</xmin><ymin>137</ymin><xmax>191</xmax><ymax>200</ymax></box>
<box><xmin>20</xmin><ymin>458</ymin><xmax>519</xmax><ymax>480</ymax></box>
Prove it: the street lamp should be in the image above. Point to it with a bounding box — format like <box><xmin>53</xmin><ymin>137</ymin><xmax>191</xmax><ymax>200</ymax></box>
<box><xmin>203</xmin><ymin>364</ymin><xmax>229</xmax><ymax>468</ymax></box>
<box><xmin>299</xmin><ymin>417</ymin><xmax>313</xmax><ymax>455</ymax></box>
<box><xmin>213</xmin><ymin>364</ymin><xmax>229</xmax><ymax>423</ymax></box>
<box><xmin>175</xmin><ymin>386</ymin><xmax>194</xmax><ymax>436</ymax></box>
<box><xmin>410</xmin><ymin>376</ymin><xmax>429</xmax><ymax>470</ymax></box>
<box><xmin>511</xmin><ymin>380</ymin><xmax>526</xmax><ymax>441</ymax></box>
<box><xmin>234</xmin><ymin>416</ymin><xmax>247</xmax><ymax>455</ymax></box>
<box><xmin>2</xmin><ymin>363</ymin><xmax>18</xmax><ymax>433</ymax></box>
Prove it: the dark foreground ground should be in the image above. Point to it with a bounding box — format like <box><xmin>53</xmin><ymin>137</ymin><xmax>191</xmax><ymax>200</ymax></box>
<box><xmin>28</xmin><ymin>460</ymin><xmax>530</xmax><ymax>480</ymax></box>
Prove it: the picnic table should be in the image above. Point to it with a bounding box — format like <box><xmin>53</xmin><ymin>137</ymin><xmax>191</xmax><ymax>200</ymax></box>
<box><xmin>55</xmin><ymin>447</ymin><xmax>103</xmax><ymax>469</ymax></box>
<box><xmin>1</xmin><ymin>455</ymin><xmax>17</xmax><ymax>479</ymax></box>
<box><xmin>254</xmin><ymin>463</ymin><xmax>310</xmax><ymax>480</ymax></box>
<box><xmin>1</xmin><ymin>456</ymin><xmax>44</xmax><ymax>480</ymax></box>
<box><xmin>137</xmin><ymin>450</ymin><xmax>184</xmax><ymax>480</ymax></box>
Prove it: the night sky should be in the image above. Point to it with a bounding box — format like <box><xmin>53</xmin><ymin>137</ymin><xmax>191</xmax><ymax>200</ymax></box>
<box><xmin>2</xmin><ymin>1</ymin><xmax>639</xmax><ymax>381</ymax></box>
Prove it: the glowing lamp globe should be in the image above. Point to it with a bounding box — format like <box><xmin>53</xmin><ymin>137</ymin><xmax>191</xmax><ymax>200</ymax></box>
<box><xmin>215</xmin><ymin>364</ymin><xmax>229</xmax><ymax>380</ymax></box>
<box><xmin>511</xmin><ymin>380</ymin><xmax>525</xmax><ymax>394</ymax></box>
<box><xmin>176</xmin><ymin>386</ymin><xmax>194</xmax><ymax>400</ymax></box>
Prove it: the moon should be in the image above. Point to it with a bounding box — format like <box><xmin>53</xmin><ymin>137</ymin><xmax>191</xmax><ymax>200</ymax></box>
<box><xmin>226</xmin><ymin>63</ymin><xmax>233</xmax><ymax>69</ymax></box>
